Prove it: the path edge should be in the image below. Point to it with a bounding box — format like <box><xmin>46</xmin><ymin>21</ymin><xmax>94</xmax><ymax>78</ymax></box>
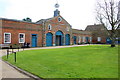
<box><xmin>2</xmin><ymin>60</ymin><xmax>44</xmax><ymax>80</ymax></box>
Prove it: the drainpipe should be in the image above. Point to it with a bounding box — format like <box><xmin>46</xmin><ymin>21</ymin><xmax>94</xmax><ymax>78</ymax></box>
<box><xmin>42</xmin><ymin>21</ymin><xmax>45</xmax><ymax>47</ymax></box>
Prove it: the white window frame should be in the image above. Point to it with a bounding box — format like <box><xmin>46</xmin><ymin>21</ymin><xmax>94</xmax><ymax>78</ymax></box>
<box><xmin>82</xmin><ymin>36</ymin><xmax>85</xmax><ymax>42</ymax></box>
<box><xmin>58</xmin><ymin>17</ymin><xmax>62</xmax><ymax>22</ymax></box>
<box><xmin>48</xmin><ymin>24</ymin><xmax>52</xmax><ymax>30</ymax></box>
<box><xmin>97</xmin><ymin>37</ymin><xmax>101</xmax><ymax>42</ymax></box>
<box><xmin>66</xmin><ymin>27</ymin><xmax>70</xmax><ymax>31</ymax></box>
<box><xmin>4</xmin><ymin>33</ymin><xmax>11</xmax><ymax>43</ymax></box>
<box><xmin>90</xmin><ymin>37</ymin><xmax>92</xmax><ymax>42</ymax></box>
<box><xmin>19</xmin><ymin>33</ymin><xmax>25</xmax><ymax>43</ymax></box>
<box><xmin>78</xmin><ymin>36</ymin><xmax>81</xmax><ymax>43</ymax></box>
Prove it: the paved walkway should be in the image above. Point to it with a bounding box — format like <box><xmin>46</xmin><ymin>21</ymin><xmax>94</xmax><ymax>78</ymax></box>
<box><xmin>0</xmin><ymin>50</ymin><xmax>30</xmax><ymax>79</ymax></box>
<box><xmin>0</xmin><ymin>44</ymin><xmax>89</xmax><ymax>79</ymax></box>
<box><xmin>24</xmin><ymin>44</ymin><xmax>89</xmax><ymax>50</ymax></box>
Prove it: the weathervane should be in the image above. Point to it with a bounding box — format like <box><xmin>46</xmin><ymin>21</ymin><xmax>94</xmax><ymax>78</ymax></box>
<box><xmin>55</xmin><ymin>0</ymin><xmax>59</xmax><ymax>8</ymax></box>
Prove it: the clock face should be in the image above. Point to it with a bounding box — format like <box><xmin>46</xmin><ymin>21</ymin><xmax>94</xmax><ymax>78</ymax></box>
<box><xmin>55</xmin><ymin>3</ymin><xmax>59</xmax><ymax>8</ymax></box>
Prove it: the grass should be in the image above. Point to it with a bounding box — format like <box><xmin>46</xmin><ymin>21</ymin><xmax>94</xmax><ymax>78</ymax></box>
<box><xmin>2</xmin><ymin>45</ymin><xmax>118</xmax><ymax>78</ymax></box>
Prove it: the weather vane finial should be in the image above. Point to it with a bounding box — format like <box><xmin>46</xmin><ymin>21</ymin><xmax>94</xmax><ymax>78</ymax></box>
<box><xmin>55</xmin><ymin>0</ymin><xmax>59</xmax><ymax>8</ymax></box>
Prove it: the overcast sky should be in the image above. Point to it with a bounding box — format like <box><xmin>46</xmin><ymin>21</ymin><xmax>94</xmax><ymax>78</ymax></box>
<box><xmin>0</xmin><ymin>0</ymin><xmax>97</xmax><ymax>30</ymax></box>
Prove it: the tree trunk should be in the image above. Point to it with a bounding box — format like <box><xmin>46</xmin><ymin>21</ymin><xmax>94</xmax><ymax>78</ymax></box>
<box><xmin>111</xmin><ymin>44</ymin><xmax>115</xmax><ymax>47</ymax></box>
<box><xmin>111</xmin><ymin>37</ymin><xmax>116</xmax><ymax>47</ymax></box>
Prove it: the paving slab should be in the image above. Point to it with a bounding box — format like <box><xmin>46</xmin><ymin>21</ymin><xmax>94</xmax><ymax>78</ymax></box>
<box><xmin>2</xmin><ymin>60</ymin><xmax>30</xmax><ymax>78</ymax></box>
<box><xmin>0</xmin><ymin>50</ymin><xmax>30</xmax><ymax>79</ymax></box>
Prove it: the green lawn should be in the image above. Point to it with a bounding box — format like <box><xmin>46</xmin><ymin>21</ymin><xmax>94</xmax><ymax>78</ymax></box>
<box><xmin>2</xmin><ymin>45</ymin><xmax>118</xmax><ymax>78</ymax></box>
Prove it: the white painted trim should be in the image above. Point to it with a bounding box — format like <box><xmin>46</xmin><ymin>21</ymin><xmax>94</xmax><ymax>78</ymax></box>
<box><xmin>66</xmin><ymin>27</ymin><xmax>70</xmax><ymax>31</ymax></box>
<box><xmin>97</xmin><ymin>37</ymin><xmax>101</xmax><ymax>42</ymax></box>
<box><xmin>90</xmin><ymin>37</ymin><xmax>92</xmax><ymax>42</ymax></box>
<box><xmin>4</xmin><ymin>32</ymin><xmax>11</xmax><ymax>43</ymax></box>
<box><xmin>19</xmin><ymin>33</ymin><xmax>25</xmax><ymax>43</ymax></box>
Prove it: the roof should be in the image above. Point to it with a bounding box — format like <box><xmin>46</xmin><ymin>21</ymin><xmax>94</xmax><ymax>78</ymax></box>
<box><xmin>72</xmin><ymin>29</ymin><xmax>91</xmax><ymax>35</ymax></box>
<box><xmin>0</xmin><ymin>18</ymin><xmax>37</xmax><ymax>24</ymax></box>
<box><xmin>85</xmin><ymin>24</ymin><xmax>105</xmax><ymax>31</ymax></box>
<box><xmin>36</xmin><ymin>15</ymin><xmax>72</xmax><ymax>27</ymax></box>
<box><xmin>36</xmin><ymin>17</ymin><xmax>53</xmax><ymax>24</ymax></box>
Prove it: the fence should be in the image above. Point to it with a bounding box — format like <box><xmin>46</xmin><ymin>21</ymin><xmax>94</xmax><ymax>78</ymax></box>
<box><xmin>6</xmin><ymin>48</ymin><xmax>24</xmax><ymax>63</ymax></box>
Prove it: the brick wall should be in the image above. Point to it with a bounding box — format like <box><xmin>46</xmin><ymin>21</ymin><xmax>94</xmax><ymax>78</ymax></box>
<box><xmin>1</xmin><ymin>19</ymin><xmax>43</xmax><ymax>47</ymax></box>
<box><xmin>72</xmin><ymin>29</ymin><xmax>92</xmax><ymax>44</ymax></box>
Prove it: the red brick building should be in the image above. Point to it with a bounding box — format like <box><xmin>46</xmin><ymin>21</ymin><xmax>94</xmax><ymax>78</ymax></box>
<box><xmin>0</xmin><ymin>18</ymin><xmax>43</xmax><ymax>48</ymax></box>
<box><xmin>0</xmin><ymin>8</ymin><xmax>93</xmax><ymax>48</ymax></box>
<box><xmin>85</xmin><ymin>24</ymin><xmax>120</xmax><ymax>44</ymax></box>
<box><xmin>85</xmin><ymin>24</ymin><xmax>108</xmax><ymax>44</ymax></box>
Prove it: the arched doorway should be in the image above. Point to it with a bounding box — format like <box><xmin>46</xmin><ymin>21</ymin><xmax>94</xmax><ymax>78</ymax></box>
<box><xmin>73</xmin><ymin>36</ymin><xmax>77</xmax><ymax>44</ymax></box>
<box><xmin>46</xmin><ymin>32</ymin><xmax>53</xmax><ymax>46</ymax></box>
<box><xmin>65</xmin><ymin>34</ymin><xmax>70</xmax><ymax>45</ymax></box>
<box><xmin>55</xmin><ymin>31</ymin><xmax>64</xmax><ymax>46</ymax></box>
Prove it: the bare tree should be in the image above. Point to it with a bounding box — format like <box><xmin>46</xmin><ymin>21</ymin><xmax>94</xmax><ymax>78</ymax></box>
<box><xmin>23</xmin><ymin>17</ymin><xmax>32</xmax><ymax>22</ymax></box>
<box><xmin>96</xmin><ymin>0</ymin><xmax>120</xmax><ymax>47</ymax></box>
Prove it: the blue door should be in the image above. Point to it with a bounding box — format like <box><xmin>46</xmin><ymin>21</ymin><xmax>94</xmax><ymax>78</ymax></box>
<box><xmin>32</xmin><ymin>34</ymin><xmax>37</xmax><ymax>47</ymax></box>
<box><xmin>106</xmin><ymin>38</ymin><xmax>111</xmax><ymax>44</ymax></box>
<box><xmin>86</xmin><ymin>37</ymin><xmax>89</xmax><ymax>43</ymax></box>
<box><xmin>73</xmin><ymin>36</ymin><xmax>77</xmax><ymax>44</ymax></box>
<box><xmin>46</xmin><ymin>33</ymin><xmax>53</xmax><ymax>46</ymax></box>
<box><xmin>65</xmin><ymin>34</ymin><xmax>70</xmax><ymax>45</ymax></box>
